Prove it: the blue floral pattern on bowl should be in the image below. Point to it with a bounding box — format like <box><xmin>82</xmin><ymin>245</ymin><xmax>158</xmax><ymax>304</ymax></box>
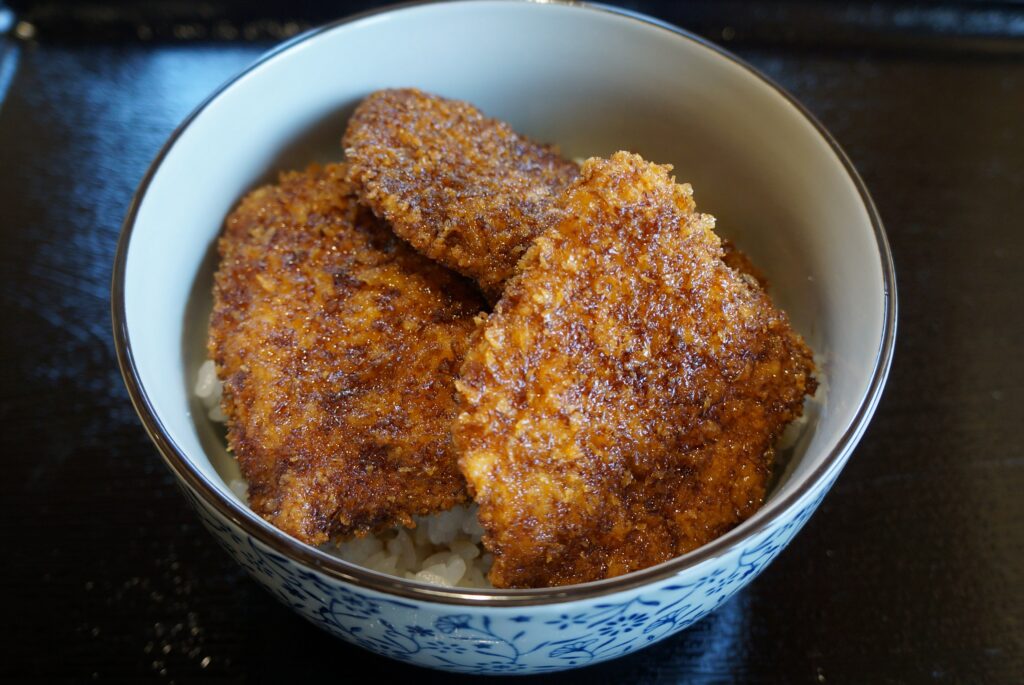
<box><xmin>181</xmin><ymin>478</ymin><xmax>832</xmax><ymax>675</ymax></box>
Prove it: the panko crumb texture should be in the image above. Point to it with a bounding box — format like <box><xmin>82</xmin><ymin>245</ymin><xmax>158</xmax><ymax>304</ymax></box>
<box><xmin>343</xmin><ymin>88</ymin><xmax>579</xmax><ymax>299</ymax></box>
<box><xmin>455</xmin><ymin>152</ymin><xmax>816</xmax><ymax>588</ymax></box>
<box><xmin>209</xmin><ymin>163</ymin><xmax>485</xmax><ymax>546</ymax></box>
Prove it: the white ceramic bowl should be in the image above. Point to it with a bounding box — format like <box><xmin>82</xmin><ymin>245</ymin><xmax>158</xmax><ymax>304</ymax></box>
<box><xmin>113</xmin><ymin>0</ymin><xmax>896</xmax><ymax>674</ymax></box>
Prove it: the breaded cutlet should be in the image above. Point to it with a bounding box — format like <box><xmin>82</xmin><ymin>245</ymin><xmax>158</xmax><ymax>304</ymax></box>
<box><xmin>343</xmin><ymin>88</ymin><xmax>579</xmax><ymax>299</ymax></box>
<box><xmin>455</xmin><ymin>152</ymin><xmax>816</xmax><ymax>588</ymax></box>
<box><xmin>209</xmin><ymin>163</ymin><xmax>485</xmax><ymax>546</ymax></box>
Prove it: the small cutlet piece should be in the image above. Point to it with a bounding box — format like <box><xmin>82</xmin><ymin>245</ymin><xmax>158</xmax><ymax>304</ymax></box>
<box><xmin>209</xmin><ymin>163</ymin><xmax>485</xmax><ymax>546</ymax></box>
<box><xmin>721</xmin><ymin>238</ymin><xmax>769</xmax><ymax>289</ymax></box>
<box><xmin>343</xmin><ymin>88</ymin><xmax>579</xmax><ymax>299</ymax></box>
<box><xmin>455</xmin><ymin>152</ymin><xmax>816</xmax><ymax>588</ymax></box>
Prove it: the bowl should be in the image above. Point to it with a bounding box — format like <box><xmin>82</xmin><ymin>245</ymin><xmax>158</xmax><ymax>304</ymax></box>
<box><xmin>112</xmin><ymin>0</ymin><xmax>896</xmax><ymax>674</ymax></box>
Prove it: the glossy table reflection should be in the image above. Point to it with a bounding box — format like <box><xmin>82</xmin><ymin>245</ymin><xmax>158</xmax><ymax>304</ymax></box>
<box><xmin>0</xmin><ymin>2</ymin><xmax>1021</xmax><ymax>682</ymax></box>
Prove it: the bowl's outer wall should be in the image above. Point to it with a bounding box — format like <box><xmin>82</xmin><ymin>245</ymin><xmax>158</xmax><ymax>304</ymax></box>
<box><xmin>116</xmin><ymin>1</ymin><xmax>893</xmax><ymax>674</ymax></box>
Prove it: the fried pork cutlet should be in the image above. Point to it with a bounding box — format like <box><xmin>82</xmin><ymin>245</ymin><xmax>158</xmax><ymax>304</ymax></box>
<box><xmin>209</xmin><ymin>163</ymin><xmax>485</xmax><ymax>546</ymax></box>
<box><xmin>343</xmin><ymin>88</ymin><xmax>579</xmax><ymax>299</ymax></box>
<box><xmin>455</xmin><ymin>152</ymin><xmax>816</xmax><ymax>588</ymax></box>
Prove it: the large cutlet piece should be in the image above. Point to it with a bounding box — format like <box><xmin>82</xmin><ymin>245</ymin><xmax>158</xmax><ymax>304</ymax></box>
<box><xmin>455</xmin><ymin>152</ymin><xmax>816</xmax><ymax>588</ymax></box>
<box><xmin>209</xmin><ymin>163</ymin><xmax>485</xmax><ymax>546</ymax></box>
<box><xmin>343</xmin><ymin>88</ymin><xmax>579</xmax><ymax>299</ymax></box>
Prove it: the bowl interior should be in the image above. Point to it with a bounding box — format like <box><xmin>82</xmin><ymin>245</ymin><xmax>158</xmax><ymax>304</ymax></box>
<box><xmin>120</xmin><ymin>1</ymin><xmax>888</xmax><ymax>587</ymax></box>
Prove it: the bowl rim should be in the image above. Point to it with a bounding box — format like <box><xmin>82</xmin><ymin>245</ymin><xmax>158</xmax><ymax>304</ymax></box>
<box><xmin>111</xmin><ymin>0</ymin><xmax>897</xmax><ymax>606</ymax></box>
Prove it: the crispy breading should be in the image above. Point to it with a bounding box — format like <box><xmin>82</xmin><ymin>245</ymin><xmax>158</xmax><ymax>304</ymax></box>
<box><xmin>343</xmin><ymin>88</ymin><xmax>579</xmax><ymax>299</ymax></box>
<box><xmin>455</xmin><ymin>152</ymin><xmax>816</xmax><ymax>588</ymax></box>
<box><xmin>209</xmin><ymin>163</ymin><xmax>485</xmax><ymax>546</ymax></box>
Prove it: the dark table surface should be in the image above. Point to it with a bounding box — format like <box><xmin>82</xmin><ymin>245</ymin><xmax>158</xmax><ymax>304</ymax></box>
<box><xmin>1</xmin><ymin>1</ymin><xmax>1022</xmax><ymax>682</ymax></box>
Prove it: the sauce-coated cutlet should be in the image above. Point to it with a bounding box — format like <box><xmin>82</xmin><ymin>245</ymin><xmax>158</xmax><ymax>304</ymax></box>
<box><xmin>209</xmin><ymin>163</ymin><xmax>485</xmax><ymax>546</ymax></box>
<box><xmin>343</xmin><ymin>88</ymin><xmax>579</xmax><ymax>299</ymax></box>
<box><xmin>455</xmin><ymin>152</ymin><xmax>816</xmax><ymax>588</ymax></box>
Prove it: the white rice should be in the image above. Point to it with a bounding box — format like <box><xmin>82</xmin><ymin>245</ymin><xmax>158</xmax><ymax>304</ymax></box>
<box><xmin>195</xmin><ymin>351</ymin><xmax>825</xmax><ymax>589</ymax></box>
<box><xmin>194</xmin><ymin>359</ymin><xmax>225</xmax><ymax>422</ymax></box>
<box><xmin>194</xmin><ymin>359</ymin><xmax>492</xmax><ymax>588</ymax></box>
<box><xmin>335</xmin><ymin>506</ymin><xmax>492</xmax><ymax>588</ymax></box>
